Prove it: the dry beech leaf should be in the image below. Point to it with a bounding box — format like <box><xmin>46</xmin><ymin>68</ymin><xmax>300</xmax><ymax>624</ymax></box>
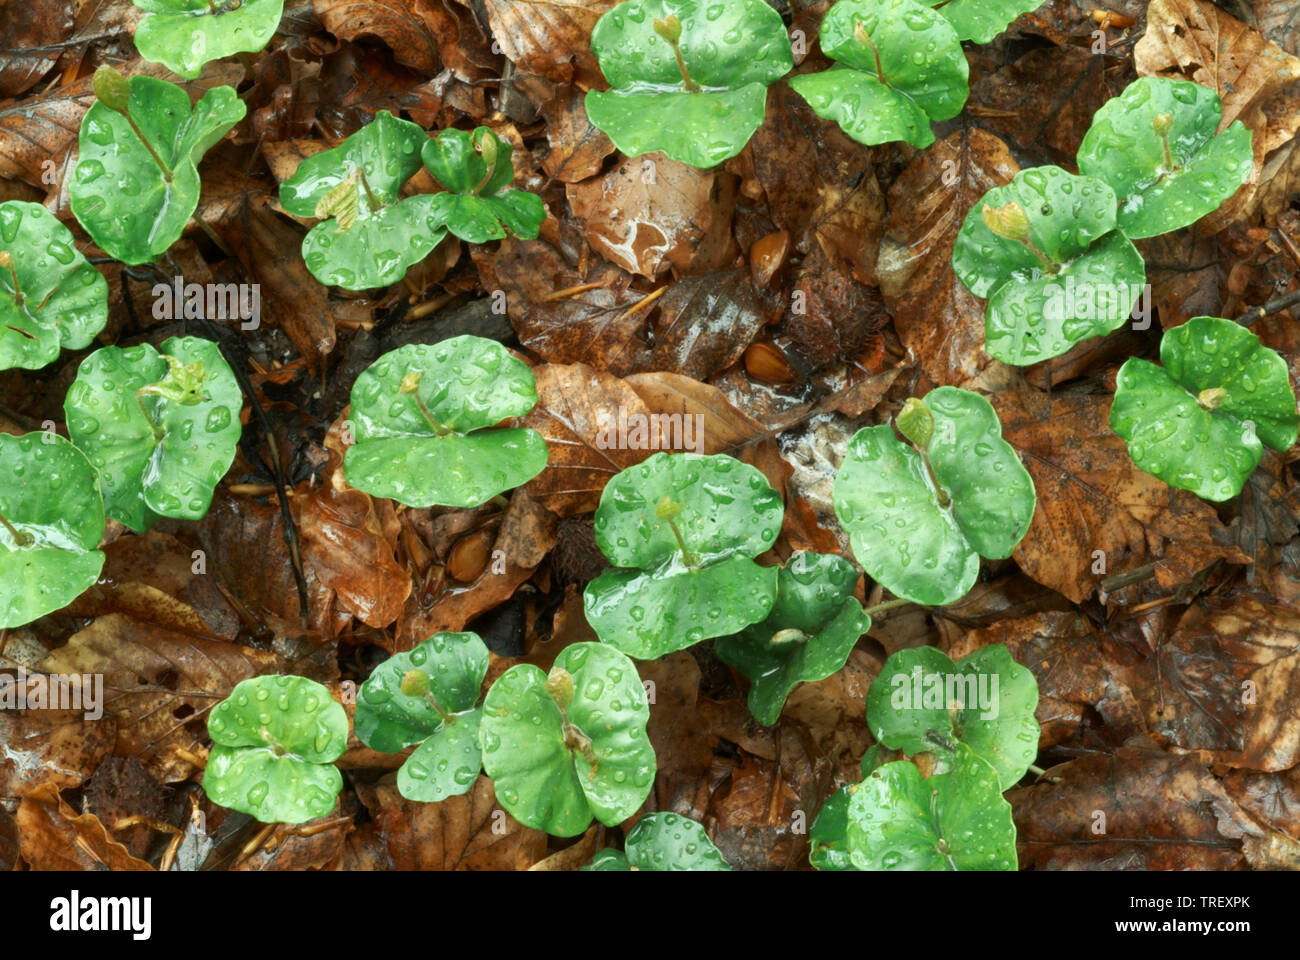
<box><xmin>312</xmin><ymin>0</ymin><xmax>442</xmax><ymax>75</ymax></box>
<box><xmin>17</xmin><ymin>782</ymin><xmax>154</xmax><ymax>871</ymax></box>
<box><xmin>481</xmin><ymin>0</ymin><xmax>615</xmax><ymax>82</ymax></box>
<box><xmin>0</xmin><ymin>705</ymin><xmax>116</xmax><ymax>799</ymax></box>
<box><xmin>876</xmin><ymin>128</ymin><xmax>1017</xmax><ymax>386</ymax></box>
<box><xmin>541</xmin><ymin>86</ymin><xmax>616</xmax><ymax>183</ymax></box>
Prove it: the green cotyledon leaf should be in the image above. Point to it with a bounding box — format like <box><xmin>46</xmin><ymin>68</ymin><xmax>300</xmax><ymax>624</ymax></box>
<box><xmin>0</xmin><ymin>201</ymin><xmax>108</xmax><ymax>371</ymax></box>
<box><xmin>64</xmin><ymin>336</ymin><xmax>243</xmax><ymax>532</ymax></box>
<box><xmin>865</xmin><ymin>644</ymin><xmax>1040</xmax><ymax>790</ymax></box>
<box><xmin>132</xmin><ymin>0</ymin><xmax>286</xmax><ymax>80</ymax></box>
<box><xmin>479</xmin><ymin>642</ymin><xmax>654</xmax><ymax>837</ymax></box>
<box><xmin>714</xmin><ymin>552</ymin><xmax>871</xmax><ymax>725</ymax></box>
<box><xmin>70</xmin><ymin>76</ymin><xmax>245</xmax><ymax>265</ymax></box>
<box><xmin>0</xmin><ymin>432</ymin><xmax>105</xmax><ymax>630</ymax></box>
<box><xmin>583</xmin><ymin>452</ymin><xmax>783</xmax><ymax>658</ymax></box>
<box><xmin>845</xmin><ymin>743</ymin><xmax>1018</xmax><ymax>870</ymax></box>
<box><xmin>585</xmin><ymin>0</ymin><xmax>793</xmax><ymax>167</ymax></box>
<box><xmin>343</xmin><ymin>336</ymin><xmax>548</xmax><ymax>508</ymax></box>
<box><xmin>925</xmin><ymin>0</ymin><xmax>1045</xmax><ymax>43</ymax></box>
<box><xmin>1077</xmin><ymin>77</ymin><xmax>1253</xmax><ymax>240</ymax></box>
<box><xmin>833</xmin><ymin>387</ymin><xmax>1034</xmax><ymax>606</ymax></box>
<box><xmin>1110</xmin><ymin>316</ymin><xmax>1299</xmax><ymax>501</ymax></box>
<box><xmin>789</xmin><ymin>0</ymin><xmax>968</xmax><ymax>149</ymax></box>
<box><xmin>202</xmin><ymin>674</ymin><xmax>348</xmax><ymax>824</ymax></box>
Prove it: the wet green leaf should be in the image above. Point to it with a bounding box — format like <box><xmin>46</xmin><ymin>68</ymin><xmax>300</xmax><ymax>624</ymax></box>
<box><xmin>583</xmin><ymin>452</ymin><xmax>783</xmax><ymax>658</ymax></box>
<box><xmin>0</xmin><ymin>202</ymin><xmax>108</xmax><ymax>372</ymax></box>
<box><xmin>133</xmin><ymin>0</ymin><xmax>285</xmax><ymax>80</ymax></box>
<box><xmin>420</xmin><ymin>127</ymin><xmax>546</xmax><ymax>243</ymax></box>
<box><xmin>925</xmin><ymin>0</ymin><xmax>1044</xmax><ymax>42</ymax></box>
<box><xmin>715</xmin><ymin>552</ymin><xmax>871</xmax><ymax>725</ymax></box>
<box><xmin>583</xmin><ymin>812</ymin><xmax>729</xmax><ymax>870</ymax></box>
<box><xmin>203</xmin><ymin>675</ymin><xmax>348</xmax><ymax>824</ymax></box>
<box><xmin>1078</xmin><ymin>77</ymin><xmax>1253</xmax><ymax>239</ymax></box>
<box><xmin>64</xmin><ymin>336</ymin><xmax>243</xmax><ymax>532</ymax></box>
<box><xmin>479</xmin><ymin>642</ymin><xmax>655</xmax><ymax>837</ymax></box>
<box><xmin>70</xmin><ymin>77</ymin><xmax>245</xmax><ymax>264</ymax></box>
<box><xmin>833</xmin><ymin>387</ymin><xmax>1035</xmax><ymax>606</ymax></box>
<box><xmin>866</xmin><ymin>644</ymin><xmax>1040</xmax><ymax>789</ymax></box>
<box><xmin>586</xmin><ymin>0</ymin><xmax>793</xmax><ymax>167</ymax></box>
<box><xmin>789</xmin><ymin>0</ymin><xmax>968</xmax><ymax>149</ymax></box>
<box><xmin>1111</xmin><ymin>316</ymin><xmax>1299</xmax><ymax>501</ymax></box>
<box><xmin>808</xmin><ymin>786</ymin><xmax>855</xmax><ymax>871</ymax></box>
<box><xmin>0</xmin><ymin>432</ymin><xmax>105</xmax><ymax>630</ymax></box>
<box><xmin>343</xmin><ymin>336</ymin><xmax>548</xmax><ymax>508</ymax></box>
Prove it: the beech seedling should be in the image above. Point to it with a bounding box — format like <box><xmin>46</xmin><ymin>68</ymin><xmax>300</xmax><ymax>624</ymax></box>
<box><xmin>924</xmin><ymin>0</ymin><xmax>1045</xmax><ymax>42</ymax></box>
<box><xmin>866</xmin><ymin>643</ymin><xmax>1040</xmax><ymax>790</ymax></box>
<box><xmin>714</xmin><ymin>551</ymin><xmax>871</xmax><ymax>725</ymax></box>
<box><xmin>584</xmin><ymin>812</ymin><xmax>730</xmax><ymax>870</ymax></box>
<box><xmin>203</xmin><ymin>675</ymin><xmax>348</xmax><ymax>824</ymax></box>
<box><xmin>279</xmin><ymin>110</ymin><xmax>445</xmax><ymax>290</ymax></box>
<box><xmin>342</xmin><ymin>335</ymin><xmax>548</xmax><ymax>508</ymax></box>
<box><xmin>1110</xmin><ymin>316</ymin><xmax>1299</xmax><ymax>501</ymax></box>
<box><xmin>0</xmin><ymin>432</ymin><xmax>106</xmax><ymax>630</ymax></box>
<box><xmin>789</xmin><ymin>0</ymin><xmax>969</xmax><ymax>149</ymax></box>
<box><xmin>421</xmin><ymin>127</ymin><xmax>545</xmax><ymax>243</ymax></box>
<box><xmin>64</xmin><ymin>336</ymin><xmax>243</xmax><ymax>532</ymax></box>
<box><xmin>1078</xmin><ymin>77</ymin><xmax>1253</xmax><ymax>239</ymax></box>
<box><xmin>0</xmin><ymin>201</ymin><xmax>108</xmax><ymax>371</ymax></box>
<box><xmin>952</xmin><ymin>165</ymin><xmax>1145</xmax><ymax>364</ymax></box>
<box><xmin>833</xmin><ymin>387</ymin><xmax>1035</xmax><ymax>606</ymax></box>
<box><xmin>583</xmin><ymin>452</ymin><xmax>783</xmax><ymax>659</ymax></box>
<box><xmin>353</xmin><ymin>632</ymin><xmax>489</xmax><ymax>803</ymax></box>
<box><xmin>132</xmin><ymin>0</ymin><xmax>286</xmax><ymax>79</ymax></box>
<box><xmin>479</xmin><ymin>642</ymin><xmax>655</xmax><ymax>837</ymax></box>
<box><xmin>586</xmin><ymin>0</ymin><xmax>794</xmax><ymax>167</ymax></box>
<box><xmin>70</xmin><ymin>68</ymin><xmax>245</xmax><ymax>265</ymax></box>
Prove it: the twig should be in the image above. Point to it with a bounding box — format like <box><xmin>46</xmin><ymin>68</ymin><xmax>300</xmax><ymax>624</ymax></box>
<box><xmin>1235</xmin><ymin>289</ymin><xmax>1300</xmax><ymax>326</ymax></box>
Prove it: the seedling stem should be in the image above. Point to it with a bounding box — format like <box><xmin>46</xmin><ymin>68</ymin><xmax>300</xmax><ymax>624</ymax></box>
<box><xmin>0</xmin><ymin>510</ymin><xmax>32</xmax><ymax>547</ymax></box>
<box><xmin>1153</xmin><ymin>113</ymin><xmax>1180</xmax><ymax>174</ymax></box>
<box><xmin>655</xmin><ymin>496</ymin><xmax>699</xmax><ymax>567</ymax></box>
<box><xmin>400</xmin><ymin>372</ymin><xmax>454</xmax><ymax>436</ymax></box>
<box><xmin>982</xmin><ymin>202</ymin><xmax>1058</xmax><ymax>275</ymax></box>
<box><xmin>0</xmin><ymin>251</ymin><xmax>22</xmax><ymax>307</ymax></box>
<box><xmin>1197</xmin><ymin>387</ymin><xmax>1227</xmax><ymax>410</ymax></box>
<box><xmin>654</xmin><ymin>16</ymin><xmax>701</xmax><ymax>92</ymax></box>
<box><xmin>854</xmin><ymin>21</ymin><xmax>887</xmax><ymax>84</ymax></box>
<box><xmin>896</xmin><ymin>399</ymin><xmax>951</xmax><ymax>509</ymax></box>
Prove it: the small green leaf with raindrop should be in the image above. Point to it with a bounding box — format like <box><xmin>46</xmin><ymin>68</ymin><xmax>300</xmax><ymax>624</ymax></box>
<box><xmin>0</xmin><ymin>202</ymin><xmax>108</xmax><ymax>372</ymax></box>
<box><xmin>583</xmin><ymin>451</ymin><xmax>784</xmax><ymax>659</ymax></box>
<box><xmin>923</xmin><ymin>0</ymin><xmax>1045</xmax><ymax>43</ymax></box>
<box><xmin>1111</xmin><ymin>315</ymin><xmax>1299</xmax><ymax>502</ymax></box>
<box><xmin>279</xmin><ymin>110</ymin><xmax>446</xmax><ymax>290</ymax></box>
<box><xmin>1077</xmin><ymin>77</ymin><xmax>1253</xmax><ymax>240</ymax></box>
<box><xmin>479</xmin><ymin>642</ymin><xmax>656</xmax><ymax>837</ymax></box>
<box><xmin>353</xmin><ymin>632</ymin><xmax>489</xmax><ymax>803</ymax></box>
<box><xmin>866</xmin><ymin>644</ymin><xmax>1040</xmax><ymax>790</ymax></box>
<box><xmin>70</xmin><ymin>68</ymin><xmax>246</xmax><ymax>265</ymax></box>
<box><xmin>203</xmin><ymin>674</ymin><xmax>348</xmax><ymax>825</ymax></box>
<box><xmin>715</xmin><ymin>551</ymin><xmax>871</xmax><ymax>725</ymax></box>
<box><xmin>842</xmin><ymin>743</ymin><xmax>1018</xmax><ymax>870</ymax></box>
<box><xmin>421</xmin><ymin>127</ymin><xmax>545</xmax><ymax>243</ymax></box>
<box><xmin>343</xmin><ymin>335</ymin><xmax>548</xmax><ymax>508</ymax></box>
<box><xmin>0</xmin><ymin>432</ymin><xmax>106</xmax><ymax>630</ymax></box>
<box><xmin>952</xmin><ymin>165</ymin><xmax>1145</xmax><ymax>364</ymax></box>
<box><xmin>808</xmin><ymin>785</ymin><xmax>855</xmax><ymax>871</ymax></box>
<box><xmin>582</xmin><ymin>812</ymin><xmax>730</xmax><ymax>870</ymax></box>
<box><xmin>64</xmin><ymin>336</ymin><xmax>243</xmax><ymax>532</ymax></box>
<box><xmin>789</xmin><ymin>0</ymin><xmax>969</xmax><ymax>149</ymax></box>
<box><xmin>132</xmin><ymin>0</ymin><xmax>286</xmax><ymax>80</ymax></box>
<box><xmin>833</xmin><ymin>387</ymin><xmax>1035</xmax><ymax>606</ymax></box>
<box><xmin>586</xmin><ymin>0</ymin><xmax>794</xmax><ymax>168</ymax></box>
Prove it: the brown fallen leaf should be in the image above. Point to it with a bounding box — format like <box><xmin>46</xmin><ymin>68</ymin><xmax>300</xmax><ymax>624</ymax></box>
<box><xmin>357</xmin><ymin>774</ymin><xmax>547</xmax><ymax>869</ymax></box>
<box><xmin>567</xmin><ymin>154</ymin><xmax>738</xmax><ymax>278</ymax></box>
<box><xmin>38</xmin><ymin>615</ymin><xmax>284</xmax><ymax>782</ymax></box>
<box><xmin>527</xmin><ymin>824</ymin><xmax>602</xmax><ymax>871</ymax></box>
<box><xmin>480</xmin><ymin>0</ymin><xmax>616</xmax><ymax>82</ymax></box>
<box><xmin>311</xmin><ymin>0</ymin><xmax>442</xmax><ymax>75</ymax></box>
<box><xmin>994</xmin><ymin>385</ymin><xmax>1250</xmax><ymax>604</ymax></box>
<box><xmin>1010</xmin><ymin>739</ymin><xmax>1260</xmax><ymax>869</ymax></box>
<box><xmin>0</xmin><ymin>702</ymin><xmax>116</xmax><ymax>799</ymax></box>
<box><xmin>876</xmin><ymin>128</ymin><xmax>1018</xmax><ymax>386</ymax></box>
<box><xmin>541</xmin><ymin>86</ymin><xmax>616</xmax><ymax>183</ymax></box>
<box><xmin>17</xmin><ymin>782</ymin><xmax>154</xmax><ymax>871</ymax></box>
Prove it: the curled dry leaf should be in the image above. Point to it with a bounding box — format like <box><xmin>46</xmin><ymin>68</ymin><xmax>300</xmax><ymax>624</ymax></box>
<box><xmin>311</xmin><ymin>0</ymin><xmax>443</xmax><ymax>75</ymax></box>
<box><xmin>876</xmin><ymin>128</ymin><xmax>1018</xmax><ymax>386</ymax></box>
<box><xmin>17</xmin><ymin>782</ymin><xmax>154</xmax><ymax>871</ymax></box>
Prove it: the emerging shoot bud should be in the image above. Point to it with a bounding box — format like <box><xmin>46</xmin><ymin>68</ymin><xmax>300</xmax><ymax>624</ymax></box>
<box><xmin>1197</xmin><ymin>387</ymin><xmax>1228</xmax><ymax>410</ymax></box>
<box><xmin>93</xmin><ymin>65</ymin><xmax>131</xmax><ymax>114</ymax></box>
<box><xmin>653</xmin><ymin>14</ymin><xmax>682</xmax><ymax>43</ymax></box>
<box><xmin>655</xmin><ymin>496</ymin><xmax>683</xmax><ymax>521</ymax></box>
<box><xmin>896</xmin><ymin>397</ymin><xmax>935</xmax><ymax>449</ymax></box>
<box><xmin>400</xmin><ymin>669</ymin><xmax>431</xmax><ymax>698</ymax></box>
<box><xmin>770</xmin><ymin>628</ymin><xmax>807</xmax><ymax>647</ymax></box>
<box><xmin>546</xmin><ymin>668</ymin><xmax>575</xmax><ymax>712</ymax></box>
<box><xmin>854</xmin><ymin>20</ymin><xmax>871</xmax><ymax>45</ymax></box>
<box><xmin>315</xmin><ymin>168</ymin><xmax>363</xmax><ymax>230</ymax></box>
<box><xmin>400</xmin><ymin>371</ymin><xmax>422</xmax><ymax>394</ymax></box>
<box><xmin>0</xmin><ymin>251</ymin><xmax>12</xmax><ymax>269</ymax></box>
<box><xmin>981</xmin><ymin>201</ymin><xmax>1031</xmax><ymax>244</ymax></box>
<box><xmin>1152</xmin><ymin>113</ymin><xmax>1174</xmax><ymax>137</ymax></box>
